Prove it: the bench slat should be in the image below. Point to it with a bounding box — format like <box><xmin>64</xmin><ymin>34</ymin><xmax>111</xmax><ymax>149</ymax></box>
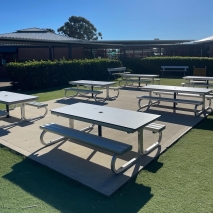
<box><xmin>64</xmin><ymin>88</ymin><xmax>103</xmax><ymax>94</ymax></box>
<box><xmin>26</xmin><ymin>101</ymin><xmax>48</xmax><ymax>108</ymax></box>
<box><xmin>112</xmin><ymin>72</ymin><xmax>130</xmax><ymax>75</ymax></box>
<box><xmin>125</xmin><ymin>79</ymin><xmax>151</xmax><ymax>83</ymax></box>
<box><xmin>107</xmin><ymin>67</ymin><xmax>126</xmax><ymax>72</ymax></box>
<box><xmin>144</xmin><ymin>123</ymin><xmax>166</xmax><ymax>132</ymax></box>
<box><xmin>0</xmin><ymin>110</ymin><xmax>8</xmax><ymax>118</ymax></box>
<box><xmin>182</xmin><ymin>83</ymin><xmax>213</xmax><ymax>87</ymax></box>
<box><xmin>153</xmin><ymin>91</ymin><xmax>213</xmax><ymax>99</ymax></box>
<box><xmin>137</xmin><ymin>96</ymin><xmax>203</xmax><ymax>105</ymax></box>
<box><xmin>40</xmin><ymin>123</ymin><xmax>132</xmax><ymax>155</ymax></box>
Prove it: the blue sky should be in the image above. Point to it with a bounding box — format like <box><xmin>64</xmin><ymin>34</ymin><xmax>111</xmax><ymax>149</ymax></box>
<box><xmin>1</xmin><ymin>0</ymin><xmax>213</xmax><ymax>41</ymax></box>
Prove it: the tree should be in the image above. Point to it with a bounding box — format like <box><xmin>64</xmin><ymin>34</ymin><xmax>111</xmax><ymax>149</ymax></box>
<box><xmin>57</xmin><ymin>16</ymin><xmax>102</xmax><ymax>40</ymax></box>
<box><xmin>45</xmin><ymin>28</ymin><xmax>55</xmax><ymax>33</ymax></box>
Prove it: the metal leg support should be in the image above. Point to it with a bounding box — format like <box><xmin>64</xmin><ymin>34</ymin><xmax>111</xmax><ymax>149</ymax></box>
<box><xmin>110</xmin><ymin>129</ymin><xmax>142</xmax><ymax>174</ymax></box>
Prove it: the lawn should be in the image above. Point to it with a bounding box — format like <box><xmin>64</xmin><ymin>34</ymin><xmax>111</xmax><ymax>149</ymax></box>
<box><xmin>0</xmin><ymin>77</ymin><xmax>212</xmax><ymax>212</ymax></box>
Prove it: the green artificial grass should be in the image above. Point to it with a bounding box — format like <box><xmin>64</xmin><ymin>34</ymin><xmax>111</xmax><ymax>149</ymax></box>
<box><xmin>0</xmin><ymin>77</ymin><xmax>212</xmax><ymax>212</ymax></box>
<box><xmin>0</xmin><ymin>114</ymin><xmax>212</xmax><ymax>212</ymax></box>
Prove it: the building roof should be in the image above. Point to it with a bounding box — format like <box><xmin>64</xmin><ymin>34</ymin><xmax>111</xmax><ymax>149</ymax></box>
<box><xmin>92</xmin><ymin>39</ymin><xmax>194</xmax><ymax>45</ymax></box>
<box><xmin>0</xmin><ymin>28</ymin><xmax>122</xmax><ymax>48</ymax></box>
<box><xmin>194</xmin><ymin>35</ymin><xmax>213</xmax><ymax>43</ymax></box>
<box><xmin>0</xmin><ymin>27</ymin><xmax>81</xmax><ymax>42</ymax></box>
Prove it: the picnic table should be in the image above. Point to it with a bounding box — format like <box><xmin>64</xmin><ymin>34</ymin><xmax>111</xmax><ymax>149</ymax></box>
<box><xmin>138</xmin><ymin>85</ymin><xmax>212</xmax><ymax>116</ymax></box>
<box><xmin>40</xmin><ymin>103</ymin><xmax>163</xmax><ymax>174</ymax></box>
<box><xmin>119</xmin><ymin>73</ymin><xmax>160</xmax><ymax>87</ymax></box>
<box><xmin>66</xmin><ymin>80</ymin><xmax>119</xmax><ymax>101</ymax></box>
<box><xmin>0</xmin><ymin>91</ymin><xmax>47</xmax><ymax>127</ymax></box>
<box><xmin>182</xmin><ymin>76</ymin><xmax>213</xmax><ymax>88</ymax></box>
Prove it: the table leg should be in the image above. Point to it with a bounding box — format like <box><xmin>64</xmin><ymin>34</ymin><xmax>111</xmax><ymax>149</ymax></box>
<box><xmin>138</xmin><ymin>128</ymin><xmax>143</xmax><ymax>153</ymax></box>
<box><xmin>91</xmin><ymin>86</ymin><xmax>94</xmax><ymax>98</ymax></box>
<box><xmin>106</xmin><ymin>86</ymin><xmax>110</xmax><ymax>99</ymax></box>
<box><xmin>202</xmin><ymin>94</ymin><xmax>205</xmax><ymax>111</ymax></box>
<box><xmin>6</xmin><ymin>104</ymin><xmax>10</xmax><ymax>118</ymax></box>
<box><xmin>20</xmin><ymin>103</ymin><xmax>26</xmax><ymax>121</ymax></box>
<box><xmin>173</xmin><ymin>92</ymin><xmax>177</xmax><ymax>108</ymax></box>
<box><xmin>69</xmin><ymin>119</ymin><xmax>74</xmax><ymax>128</ymax></box>
<box><xmin>98</xmin><ymin>125</ymin><xmax>102</xmax><ymax>136</ymax></box>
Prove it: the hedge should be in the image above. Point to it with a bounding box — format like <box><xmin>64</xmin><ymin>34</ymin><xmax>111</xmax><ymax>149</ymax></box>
<box><xmin>122</xmin><ymin>57</ymin><xmax>213</xmax><ymax>76</ymax></box>
<box><xmin>6</xmin><ymin>59</ymin><xmax>122</xmax><ymax>90</ymax></box>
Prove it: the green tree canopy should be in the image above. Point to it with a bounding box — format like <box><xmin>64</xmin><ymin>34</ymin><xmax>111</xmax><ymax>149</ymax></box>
<box><xmin>45</xmin><ymin>28</ymin><xmax>55</xmax><ymax>33</ymax></box>
<box><xmin>57</xmin><ymin>16</ymin><xmax>102</xmax><ymax>40</ymax></box>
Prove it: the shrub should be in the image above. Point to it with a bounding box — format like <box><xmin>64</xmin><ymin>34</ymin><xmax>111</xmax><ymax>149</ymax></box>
<box><xmin>6</xmin><ymin>59</ymin><xmax>122</xmax><ymax>90</ymax></box>
<box><xmin>122</xmin><ymin>57</ymin><xmax>213</xmax><ymax>76</ymax></box>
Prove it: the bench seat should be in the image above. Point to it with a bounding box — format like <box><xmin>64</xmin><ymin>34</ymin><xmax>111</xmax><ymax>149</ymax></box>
<box><xmin>144</xmin><ymin>122</ymin><xmax>166</xmax><ymax>151</ymax></box>
<box><xmin>153</xmin><ymin>91</ymin><xmax>213</xmax><ymax>107</ymax></box>
<box><xmin>40</xmin><ymin>123</ymin><xmax>133</xmax><ymax>174</ymax></box>
<box><xmin>144</xmin><ymin>122</ymin><xmax>166</xmax><ymax>132</ymax></box>
<box><xmin>160</xmin><ymin>66</ymin><xmax>188</xmax><ymax>76</ymax></box>
<box><xmin>107</xmin><ymin>67</ymin><xmax>127</xmax><ymax>79</ymax></box>
<box><xmin>119</xmin><ymin>78</ymin><xmax>151</xmax><ymax>87</ymax></box>
<box><xmin>182</xmin><ymin>82</ymin><xmax>213</xmax><ymax>88</ymax></box>
<box><xmin>26</xmin><ymin>101</ymin><xmax>48</xmax><ymax>108</ymax></box>
<box><xmin>83</xmin><ymin>85</ymin><xmax>120</xmax><ymax>99</ymax></box>
<box><xmin>64</xmin><ymin>87</ymin><xmax>103</xmax><ymax>94</ymax></box>
<box><xmin>153</xmin><ymin>91</ymin><xmax>213</xmax><ymax>99</ymax></box>
<box><xmin>137</xmin><ymin>95</ymin><xmax>203</xmax><ymax>116</ymax></box>
<box><xmin>190</xmin><ymin>80</ymin><xmax>207</xmax><ymax>84</ymax></box>
<box><xmin>24</xmin><ymin>101</ymin><xmax>48</xmax><ymax>120</ymax></box>
<box><xmin>64</xmin><ymin>87</ymin><xmax>103</xmax><ymax>101</ymax></box>
<box><xmin>138</xmin><ymin>95</ymin><xmax>203</xmax><ymax>105</ymax></box>
<box><xmin>112</xmin><ymin>72</ymin><xmax>130</xmax><ymax>76</ymax></box>
<box><xmin>0</xmin><ymin>110</ymin><xmax>8</xmax><ymax>118</ymax></box>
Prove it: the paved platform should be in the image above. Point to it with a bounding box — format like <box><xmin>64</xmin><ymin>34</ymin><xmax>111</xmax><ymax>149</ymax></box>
<box><xmin>0</xmin><ymin>87</ymin><xmax>208</xmax><ymax>196</ymax></box>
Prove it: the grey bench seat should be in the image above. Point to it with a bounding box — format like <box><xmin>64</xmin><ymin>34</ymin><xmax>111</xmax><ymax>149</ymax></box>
<box><xmin>137</xmin><ymin>95</ymin><xmax>203</xmax><ymax>116</ymax></box>
<box><xmin>153</xmin><ymin>91</ymin><xmax>213</xmax><ymax>107</ymax></box>
<box><xmin>64</xmin><ymin>87</ymin><xmax>103</xmax><ymax>101</ymax></box>
<box><xmin>24</xmin><ymin>101</ymin><xmax>48</xmax><ymax>120</ymax></box>
<box><xmin>144</xmin><ymin>122</ymin><xmax>166</xmax><ymax>152</ymax></box>
<box><xmin>0</xmin><ymin>110</ymin><xmax>8</xmax><ymax>118</ymax></box>
<box><xmin>189</xmin><ymin>80</ymin><xmax>207</xmax><ymax>83</ymax></box>
<box><xmin>26</xmin><ymin>101</ymin><xmax>48</xmax><ymax>108</ymax></box>
<box><xmin>107</xmin><ymin>67</ymin><xmax>128</xmax><ymax>79</ymax></box>
<box><xmin>83</xmin><ymin>85</ymin><xmax>120</xmax><ymax>99</ymax></box>
<box><xmin>181</xmin><ymin>82</ymin><xmax>213</xmax><ymax>88</ymax></box>
<box><xmin>112</xmin><ymin>72</ymin><xmax>130</xmax><ymax>76</ymax></box>
<box><xmin>160</xmin><ymin>66</ymin><xmax>188</xmax><ymax>76</ymax></box>
<box><xmin>40</xmin><ymin>123</ymin><xmax>133</xmax><ymax>174</ymax></box>
<box><xmin>138</xmin><ymin>95</ymin><xmax>203</xmax><ymax>105</ymax></box>
<box><xmin>85</xmin><ymin>85</ymin><xmax>119</xmax><ymax>90</ymax></box>
<box><xmin>119</xmin><ymin>78</ymin><xmax>151</xmax><ymax>87</ymax></box>
<box><xmin>144</xmin><ymin>122</ymin><xmax>166</xmax><ymax>132</ymax></box>
<box><xmin>153</xmin><ymin>91</ymin><xmax>213</xmax><ymax>99</ymax></box>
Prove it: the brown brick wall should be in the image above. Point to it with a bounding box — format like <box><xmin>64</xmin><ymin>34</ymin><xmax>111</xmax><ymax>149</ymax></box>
<box><xmin>18</xmin><ymin>48</ymin><xmax>49</xmax><ymax>61</ymax></box>
<box><xmin>72</xmin><ymin>47</ymin><xmax>84</xmax><ymax>59</ymax></box>
<box><xmin>53</xmin><ymin>47</ymin><xmax>69</xmax><ymax>60</ymax></box>
<box><xmin>18</xmin><ymin>47</ymin><xmax>85</xmax><ymax>61</ymax></box>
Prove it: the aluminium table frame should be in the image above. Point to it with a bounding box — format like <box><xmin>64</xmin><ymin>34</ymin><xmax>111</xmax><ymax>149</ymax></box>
<box><xmin>69</xmin><ymin>80</ymin><xmax>117</xmax><ymax>101</ymax></box>
<box><xmin>41</xmin><ymin>103</ymin><xmax>161</xmax><ymax>174</ymax></box>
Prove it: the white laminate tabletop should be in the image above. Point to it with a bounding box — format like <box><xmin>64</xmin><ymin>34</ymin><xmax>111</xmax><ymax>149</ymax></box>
<box><xmin>69</xmin><ymin>80</ymin><xmax>115</xmax><ymax>87</ymax></box>
<box><xmin>183</xmin><ymin>76</ymin><xmax>213</xmax><ymax>81</ymax></box>
<box><xmin>0</xmin><ymin>91</ymin><xmax>38</xmax><ymax>105</ymax></box>
<box><xmin>142</xmin><ymin>85</ymin><xmax>212</xmax><ymax>94</ymax></box>
<box><xmin>120</xmin><ymin>74</ymin><xmax>159</xmax><ymax>78</ymax></box>
<box><xmin>51</xmin><ymin>103</ymin><xmax>160</xmax><ymax>133</ymax></box>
